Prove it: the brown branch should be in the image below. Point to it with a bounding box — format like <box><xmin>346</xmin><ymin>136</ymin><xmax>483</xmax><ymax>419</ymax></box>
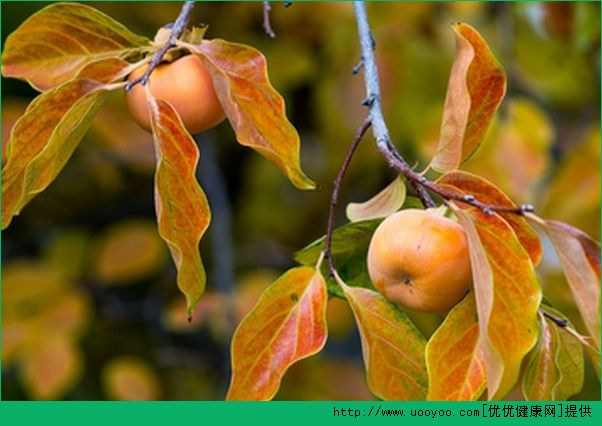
<box><xmin>262</xmin><ymin>1</ymin><xmax>276</xmax><ymax>38</ymax></box>
<box><xmin>352</xmin><ymin>1</ymin><xmax>534</xmax><ymax>217</ymax></box>
<box><xmin>125</xmin><ymin>1</ymin><xmax>195</xmax><ymax>91</ymax></box>
<box><xmin>323</xmin><ymin>119</ymin><xmax>372</xmax><ymax>276</ymax></box>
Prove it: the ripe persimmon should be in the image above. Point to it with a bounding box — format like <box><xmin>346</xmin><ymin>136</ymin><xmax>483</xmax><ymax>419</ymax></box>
<box><xmin>367</xmin><ymin>209</ymin><xmax>472</xmax><ymax>313</ymax></box>
<box><xmin>125</xmin><ymin>54</ymin><xmax>225</xmax><ymax>134</ymax></box>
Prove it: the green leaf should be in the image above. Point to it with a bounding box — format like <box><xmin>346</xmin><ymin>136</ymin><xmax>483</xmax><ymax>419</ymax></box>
<box><xmin>453</xmin><ymin>206</ymin><xmax>541</xmax><ymax>400</ymax></box>
<box><xmin>146</xmin><ymin>88</ymin><xmax>211</xmax><ymax>316</ymax></box>
<box><xmin>227</xmin><ymin>266</ymin><xmax>328</xmax><ymax>400</ymax></box>
<box><xmin>337</xmin><ymin>277</ymin><xmax>428</xmax><ymax>400</ymax></box>
<box><xmin>522</xmin><ymin>309</ymin><xmax>584</xmax><ymax>400</ymax></box>
<box><xmin>431</xmin><ymin>23</ymin><xmax>506</xmax><ymax>172</ymax></box>
<box><xmin>1</xmin><ymin>3</ymin><xmax>149</xmax><ymax>91</ymax></box>
<box><xmin>183</xmin><ymin>39</ymin><xmax>315</xmax><ymax>190</ymax></box>
<box><xmin>426</xmin><ymin>294</ymin><xmax>486</xmax><ymax>400</ymax></box>
<box><xmin>1</xmin><ymin>59</ymin><xmax>131</xmax><ymax>229</ymax></box>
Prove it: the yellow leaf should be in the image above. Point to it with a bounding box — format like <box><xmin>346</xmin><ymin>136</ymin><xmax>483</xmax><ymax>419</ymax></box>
<box><xmin>102</xmin><ymin>356</ymin><xmax>161</xmax><ymax>400</ymax></box>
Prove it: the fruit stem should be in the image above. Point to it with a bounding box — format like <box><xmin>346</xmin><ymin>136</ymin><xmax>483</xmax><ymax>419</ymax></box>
<box><xmin>125</xmin><ymin>1</ymin><xmax>196</xmax><ymax>91</ymax></box>
<box><xmin>352</xmin><ymin>1</ymin><xmax>534</xmax><ymax>216</ymax></box>
<box><xmin>323</xmin><ymin>118</ymin><xmax>372</xmax><ymax>277</ymax></box>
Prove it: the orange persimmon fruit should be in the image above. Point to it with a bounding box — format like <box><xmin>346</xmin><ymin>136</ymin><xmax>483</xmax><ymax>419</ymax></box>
<box><xmin>367</xmin><ymin>209</ymin><xmax>472</xmax><ymax>313</ymax></box>
<box><xmin>125</xmin><ymin>54</ymin><xmax>225</xmax><ymax>134</ymax></box>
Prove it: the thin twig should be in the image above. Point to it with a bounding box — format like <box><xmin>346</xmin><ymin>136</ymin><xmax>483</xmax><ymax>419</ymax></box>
<box><xmin>262</xmin><ymin>1</ymin><xmax>276</xmax><ymax>38</ymax></box>
<box><xmin>352</xmin><ymin>1</ymin><xmax>534</xmax><ymax>217</ymax></box>
<box><xmin>324</xmin><ymin>119</ymin><xmax>372</xmax><ymax>276</ymax></box>
<box><xmin>410</xmin><ymin>180</ymin><xmax>436</xmax><ymax>208</ymax></box>
<box><xmin>125</xmin><ymin>1</ymin><xmax>195</xmax><ymax>91</ymax></box>
<box><xmin>541</xmin><ymin>309</ymin><xmax>569</xmax><ymax>328</ymax></box>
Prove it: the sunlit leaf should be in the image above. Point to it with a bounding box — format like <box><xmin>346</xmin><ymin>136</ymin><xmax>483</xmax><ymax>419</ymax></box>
<box><xmin>227</xmin><ymin>266</ymin><xmax>328</xmax><ymax>400</ymax></box>
<box><xmin>337</xmin><ymin>276</ymin><xmax>428</xmax><ymax>400</ymax></box>
<box><xmin>20</xmin><ymin>335</ymin><xmax>83</xmax><ymax>400</ymax></box>
<box><xmin>92</xmin><ymin>219</ymin><xmax>167</xmax><ymax>285</ymax></box>
<box><xmin>438</xmin><ymin>171</ymin><xmax>542</xmax><ymax>265</ymax></box>
<box><xmin>36</xmin><ymin>291</ymin><xmax>91</xmax><ymax>338</ymax></box>
<box><xmin>453</xmin><ymin>207</ymin><xmax>541</xmax><ymax>400</ymax></box>
<box><xmin>102</xmin><ymin>356</ymin><xmax>161</xmax><ymax>401</ymax></box>
<box><xmin>431</xmin><ymin>23</ymin><xmax>506</xmax><ymax>172</ymax></box>
<box><xmin>1</xmin><ymin>59</ymin><xmax>131</xmax><ymax>229</ymax></box>
<box><xmin>1</xmin><ymin>2</ymin><xmax>149</xmax><ymax>91</ymax></box>
<box><xmin>526</xmin><ymin>214</ymin><xmax>601</xmax><ymax>351</ymax></box>
<box><xmin>183</xmin><ymin>39</ymin><xmax>315</xmax><ymax>190</ymax></box>
<box><xmin>522</xmin><ymin>310</ymin><xmax>584</xmax><ymax>400</ymax></box>
<box><xmin>426</xmin><ymin>294</ymin><xmax>486</xmax><ymax>400</ymax></box>
<box><xmin>146</xmin><ymin>88</ymin><xmax>211</xmax><ymax>316</ymax></box>
<box><xmin>346</xmin><ymin>176</ymin><xmax>406</xmax><ymax>222</ymax></box>
<box><xmin>2</xmin><ymin>319</ymin><xmax>31</xmax><ymax>366</ymax></box>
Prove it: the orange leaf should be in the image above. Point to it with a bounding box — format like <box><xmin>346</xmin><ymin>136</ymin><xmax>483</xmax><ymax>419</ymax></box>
<box><xmin>526</xmin><ymin>215</ymin><xmax>601</xmax><ymax>351</ymax></box>
<box><xmin>146</xmin><ymin>88</ymin><xmax>211</xmax><ymax>316</ymax></box>
<box><xmin>426</xmin><ymin>294</ymin><xmax>486</xmax><ymax>400</ymax></box>
<box><xmin>337</xmin><ymin>276</ymin><xmax>427</xmax><ymax>400</ymax></box>
<box><xmin>183</xmin><ymin>40</ymin><xmax>315</xmax><ymax>190</ymax></box>
<box><xmin>227</xmin><ymin>266</ymin><xmax>328</xmax><ymax>400</ymax></box>
<box><xmin>522</xmin><ymin>310</ymin><xmax>584</xmax><ymax>401</ymax></box>
<box><xmin>1</xmin><ymin>3</ymin><xmax>148</xmax><ymax>91</ymax></box>
<box><xmin>20</xmin><ymin>335</ymin><xmax>83</xmax><ymax>400</ymax></box>
<box><xmin>453</xmin><ymin>207</ymin><xmax>541</xmax><ymax>400</ymax></box>
<box><xmin>438</xmin><ymin>171</ymin><xmax>542</xmax><ymax>265</ymax></box>
<box><xmin>431</xmin><ymin>23</ymin><xmax>506</xmax><ymax>172</ymax></box>
<box><xmin>102</xmin><ymin>356</ymin><xmax>162</xmax><ymax>400</ymax></box>
<box><xmin>2</xmin><ymin>59</ymin><xmax>131</xmax><ymax>229</ymax></box>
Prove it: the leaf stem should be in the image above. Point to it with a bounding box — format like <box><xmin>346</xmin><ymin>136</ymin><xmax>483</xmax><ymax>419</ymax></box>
<box><xmin>352</xmin><ymin>1</ymin><xmax>533</xmax><ymax>216</ymax></box>
<box><xmin>125</xmin><ymin>1</ymin><xmax>195</xmax><ymax>91</ymax></box>
<box><xmin>262</xmin><ymin>1</ymin><xmax>276</xmax><ymax>38</ymax></box>
<box><xmin>323</xmin><ymin>118</ymin><xmax>372</xmax><ymax>277</ymax></box>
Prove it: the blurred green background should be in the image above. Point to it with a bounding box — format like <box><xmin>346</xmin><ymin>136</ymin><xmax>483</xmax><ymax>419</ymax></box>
<box><xmin>1</xmin><ymin>1</ymin><xmax>600</xmax><ymax>400</ymax></box>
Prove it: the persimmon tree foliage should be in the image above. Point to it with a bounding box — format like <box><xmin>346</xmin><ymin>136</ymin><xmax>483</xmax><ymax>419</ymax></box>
<box><xmin>2</xmin><ymin>1</ymin><xmax>599</xmax><ymax>401</ymax></box>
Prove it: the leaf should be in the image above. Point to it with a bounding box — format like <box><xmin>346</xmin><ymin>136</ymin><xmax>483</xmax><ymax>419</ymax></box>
<box><xmin>526</xmin><ymin>215</ymin><xmax>601</xmax><ymax>351</ymax></box>
<box><xmin>346</xmin><ymin>176</ymin><xmax>407</xmax><ymax>222</ymax></box>
<box><xmin>1</xmin><ymin>58</ymin><xmax>131</xmax><ymax>229</ymax></box>
<box><xmin>336</xmin><ymin>277</ymin><xmax>428</xmax><ymax>400</ymax></box>
<box><xmin>1</xmin><ymin>2</ymin><xmax>149</xmax><ymax>91</ymax></box>
<box><xmin>294</xmin><ymin>219</ymin><xmax>381</xmax><ymax>298</ymax></box>
<box><xmin>20</xmin><ymin>335</ymin><xmax>83</xmax><ymax>400</ymax></box>
<box><xmin>438</xmin><ymin>171</ymin><xmax>542</xmax><ymax>265</ymax></box>
<box><xmin>102</xmin><ymin>356</ymin><xmax>161</xmax><ymax>400</ymax></box>
<box><xmin>146</xmin><ymin>88</ymin><xmax>211</xmax><ymax>317</ymax></box>
<box><xmin>92</xmin><ymin>219</ymin><xmax>168</xmax><ymax>285</ymax></box>
<box><xmin>431</xmin><ymin>23</ymin><xmax>506</xmax><ymax>172</ymax></box>
<box><xmin>522</xmin><ymin>310</ymin><xmax>584</xmax><ymax>401</ymax></box>
<box><xmin>227</xmin><ymin>266</ymin><xmax>328</xmax><ymax>400</ymax></box>
<box><xmin>183</xmin><ymin>39</ymin><xmax>315</xmax><ymax>190</ymax></box>
<box><xmin>426</xmin><ymin>294</ymin><xmax>486</xmax><ymax>400</ymax></box>
<box><xmin>453</xmin><ymin>207</ymin><xmax>541</xmax><ymax>400</ymax></box>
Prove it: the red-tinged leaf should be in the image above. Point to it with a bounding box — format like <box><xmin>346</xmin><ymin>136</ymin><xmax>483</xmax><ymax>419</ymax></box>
<box><xmin>522</xmin><ymin>310</ymin><xmax>584</xmax><ymax>401</ymax></box>
<box><xmin>337</xmin><ymin>277</ymin><xmax>428</xmax><ymax>400</ymax></box>
<box><xmin>146</xmin><ymin>89</ymin><xmax>211</xmax><ymax>316</ymax></box>
<box><xmin>526</xmin><ymin>215</ymin><xmax>601</xmax><ymax>351</ymax></box>
<box><xmin>1</xmin><ymin>59</ymin><xmax>131</xmax><ymax>229</ymax></box>
<box><xmin>431</xmin><ymin>23</ymin><xmax>506</xmax><ymax>172</ymax></box>
<box><xmin>183</xmin><ymin>40</ymin><xmax>315</xmax><ymax>190</ymax></box>
<box><xmin>1</xmin><ymin>3</ymin><xmax>148</xmax><ymax>91</ymax></box>
<box><xmin>453</xmin><ymin>207</ymin><xmax>541</xmax><ymax>400</ymax></box>
<box><xmin>227</xmin><ymin>266</ymin><xmax>328</xmax><ymax>400</ymax></box>
<box><xmin>438</xmin><ymin>171</ymin><xmax>542</xmax><ymax>265</ymax></box>
<box><xmin>346</xmin><ymin>176</ymin><xmax>407</xmax><ymax>222</ymax></box>
<box><xmin>426</xmin><ymin>294</ymin><xmax>486</xmax><ymax>400</ymax></box>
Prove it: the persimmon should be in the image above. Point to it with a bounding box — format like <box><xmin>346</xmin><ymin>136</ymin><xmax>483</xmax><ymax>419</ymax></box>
<box><xmin>367</xmin><ymin>209</ymin><xmax>472</xmax><ymax>313</ymax></box>
<box><xmin>125</xmin><ymin>54</ymin><xmax>226</xmax><ymax>134</ymax></box>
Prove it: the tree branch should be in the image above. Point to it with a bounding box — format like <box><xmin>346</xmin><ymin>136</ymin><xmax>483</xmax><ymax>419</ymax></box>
<box><xmin>323</xmin><ymin>118</ymin><xmax>372</xmax><ymax>276</ymax></box>
<box><xmin>125</xmin><ymin>1</ymin><xmax>195</xmax><ymax>91</ymax></box>
<box><xmin>352</xmin><ymin>1</ymin><xmax>534</xmax><ymax>216</ymax></box>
